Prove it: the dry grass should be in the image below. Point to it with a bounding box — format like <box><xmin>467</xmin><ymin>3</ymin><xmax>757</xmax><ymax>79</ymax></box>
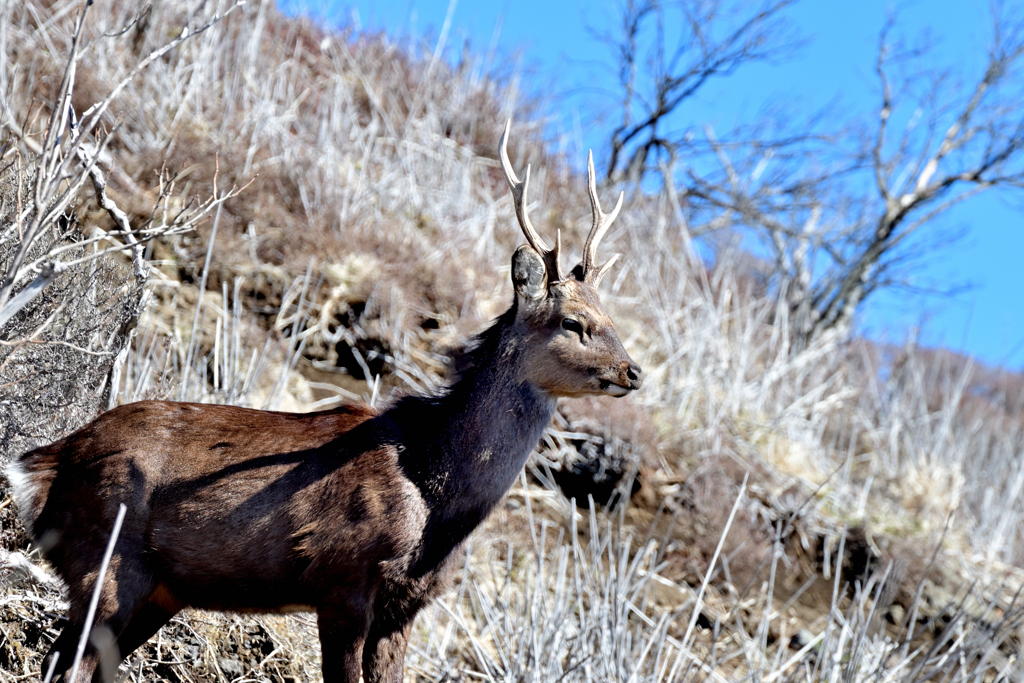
<box><xmin>2</xmin><ymin>0</ymin><xmax>1024</xmax><ymax>680</ymax></box>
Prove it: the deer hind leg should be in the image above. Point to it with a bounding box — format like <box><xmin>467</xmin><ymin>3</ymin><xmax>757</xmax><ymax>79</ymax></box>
<box><xmin>40</xmin><ymin>622</ymin><xmax>83</xmax><ymax>683</ymax></box>
<box><xmin>105</xmin><ymin>583</ymin><xmax>182</xmax><ymax>666</ymax></box>
<box><xmin>42</xmin><ymin>616</ymin><xmax>118</xmax><ymax>683</ymax></box>
<box><xmin>45</xmin><ymin>556</ymin><xmax>161</xmax><ymax>682</ymax></box>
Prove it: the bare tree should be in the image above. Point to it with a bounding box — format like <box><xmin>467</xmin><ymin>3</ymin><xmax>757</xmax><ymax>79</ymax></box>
<box><xmin>606</xmin><ymin>1</ymin><xmax>1024</xmax><ymax>353</ymax></box>
<box><xmin>601</xmin><ymin>0</ymin><xmax>800</xmax><ymax>185</ymax></box>
<box><xmin>812</xmin><ymin>11</ymin><xmax>1024</xmax><ymax>343</ymax></box>
<box><xmin>686</xmin><ymin>7</ymin><xmax>1024</xmax><ymax>351</ymax></box>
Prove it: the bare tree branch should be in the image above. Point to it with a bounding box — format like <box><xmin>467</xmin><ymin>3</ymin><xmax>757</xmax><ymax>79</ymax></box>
<box><xmin>807</xmin><ymin>5</ymin><xmax>1024</xmax><ymax>344</ymax></box>
<box><xmin>602</xmin><ymin>0</ymin><xmax>800</xmax><ymax>184</ymax></box>
<box><xmin>0</xmin><ymin>0</ymin><xmax>247</xmax><ymax>331</ymax></box>
<box><xmin>630</xmin><ymin>2</ymin><xmax>1024</xmax><ymax>353</ymax></box>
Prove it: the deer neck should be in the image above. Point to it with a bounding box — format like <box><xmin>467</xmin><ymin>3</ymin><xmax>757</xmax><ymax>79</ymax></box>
<box><xmin>389</xmin><ymin>304</ymin><xmax>556</xmax><ymax>571</ymax></box>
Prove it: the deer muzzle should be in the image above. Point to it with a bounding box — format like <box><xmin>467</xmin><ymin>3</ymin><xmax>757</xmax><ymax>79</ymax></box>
<box><xmin>600</xmin><ymin>359</ymin><xmax>643</xmax><ymax>396</ymax></box>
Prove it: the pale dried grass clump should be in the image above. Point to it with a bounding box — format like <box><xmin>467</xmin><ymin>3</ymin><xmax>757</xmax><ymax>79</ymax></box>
<box><xmin>2</xmin><ymin>0</ymin><xmax>1024</xmax><ymax>681</ymax></box>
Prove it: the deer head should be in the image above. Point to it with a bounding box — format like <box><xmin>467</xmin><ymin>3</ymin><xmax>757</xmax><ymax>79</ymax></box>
<box><xmin>499</xmin><ymin>120</ymin><xmax>643</xmax><ymax>399</ymax></box>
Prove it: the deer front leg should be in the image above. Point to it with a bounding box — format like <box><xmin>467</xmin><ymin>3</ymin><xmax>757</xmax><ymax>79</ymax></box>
<box><xmin>362</xmin><ymin>620</ymin><xmax>413</xmax><ymax>683</ymax></box>
<box><xmin>317</xmin><ymin>597</ymin><xmax>373</xmax><ymax>683</ymax></box>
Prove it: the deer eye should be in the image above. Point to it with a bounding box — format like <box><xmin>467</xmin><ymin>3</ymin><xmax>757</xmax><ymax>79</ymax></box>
<box><xmin>561</xmin><ymin>318</ymin><xmax>585</xmax><ymax>339</ymax></box>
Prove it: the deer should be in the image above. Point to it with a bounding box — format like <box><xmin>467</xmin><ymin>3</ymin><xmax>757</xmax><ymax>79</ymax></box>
<box><xmin>6</xmin><ymin>121</ymin><xmax>644</xmax><ymax>683</ymax></box>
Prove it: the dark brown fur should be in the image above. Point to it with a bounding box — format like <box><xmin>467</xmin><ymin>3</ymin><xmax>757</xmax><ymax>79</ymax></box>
<box><xmin>19</xmin><ymin>401</ymin><xmax>439</xmax><ymax>682</ymax></box>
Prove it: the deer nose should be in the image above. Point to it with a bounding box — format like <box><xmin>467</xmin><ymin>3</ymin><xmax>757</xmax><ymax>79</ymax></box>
<box><xmin>621</xmin><ymin>360</ymin><xmax>644</xmax><ymax>390</ymax></box>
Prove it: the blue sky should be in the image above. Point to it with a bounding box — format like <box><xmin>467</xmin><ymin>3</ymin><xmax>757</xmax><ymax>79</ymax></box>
<box><xmin>279</xmin><ymin>0</ymin><xmax>1024</xmax><ymax>369</ymax></box>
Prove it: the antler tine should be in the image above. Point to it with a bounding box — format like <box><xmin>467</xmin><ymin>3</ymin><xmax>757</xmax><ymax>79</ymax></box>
<box><xmin>593</xmin><ymin>253</ymin><xmax>620</xmax><ymax>288</ymax></box>
<box><xmin>581</xmin><ymin>150</ymin><xmax>624</xmax><ymax>283</ymax></box>
<box><xmin>499</xmin><ymin>120</ymin><xmax>562</xmax><ymax>281</ymax></box>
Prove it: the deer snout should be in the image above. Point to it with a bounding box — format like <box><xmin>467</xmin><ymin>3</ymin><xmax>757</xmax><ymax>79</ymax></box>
<box><xmin>621</xmin><ymin>359</ymin><xmax>644</xmax><ymax>391</ymax></box>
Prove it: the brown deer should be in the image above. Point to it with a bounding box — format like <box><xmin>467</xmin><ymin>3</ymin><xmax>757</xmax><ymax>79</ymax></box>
<box><xmin>6</xmin><ymin>121</ymin><xmax>643</xmax><ymax>683</ymax></box>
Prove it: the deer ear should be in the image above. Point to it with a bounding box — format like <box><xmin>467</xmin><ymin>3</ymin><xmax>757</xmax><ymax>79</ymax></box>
<box><xmin>512</xmin><ymin>245</ymin><xmax>548</xmax><ymax>303</ymax></box>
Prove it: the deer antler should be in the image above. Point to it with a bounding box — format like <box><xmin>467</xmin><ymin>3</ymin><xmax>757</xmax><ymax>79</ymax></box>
<box><xmin>580</xmin><ymin>151</ymin><xmax>624</xmax><ymax>286</ymax></box>
<box><xmin>499</xmin><ymin>120</ymin><xmax>562</xmax><ymax>282</ymax></box>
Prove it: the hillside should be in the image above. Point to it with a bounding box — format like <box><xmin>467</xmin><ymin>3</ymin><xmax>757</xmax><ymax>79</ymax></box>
<box><xmin>2</xmin><ymin>1</ymin><xmax>1024</xmax><ymax>681</ymax></box>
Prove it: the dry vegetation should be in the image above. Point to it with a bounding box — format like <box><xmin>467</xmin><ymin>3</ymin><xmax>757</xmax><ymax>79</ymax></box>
<box><xmin>2</xmin><ymin>0</ymin><xmax>1024</xmax><ymax>681</ymax></box>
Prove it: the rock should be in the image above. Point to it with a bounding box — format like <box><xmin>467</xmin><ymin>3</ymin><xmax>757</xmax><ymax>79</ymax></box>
<box><xmin>218</xmin><ymin>656</ymin><xmax>243</xmax><ymax>677</ymax></box>
<box><xmin>789</xmin><ymin>629</ymin><xmax>815</xmax><ymax>650</ymax></box>
<box><xmin>0</xmin><ymin>549</ymin><xmax>57</xmax><ymax>587</ymax></box>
